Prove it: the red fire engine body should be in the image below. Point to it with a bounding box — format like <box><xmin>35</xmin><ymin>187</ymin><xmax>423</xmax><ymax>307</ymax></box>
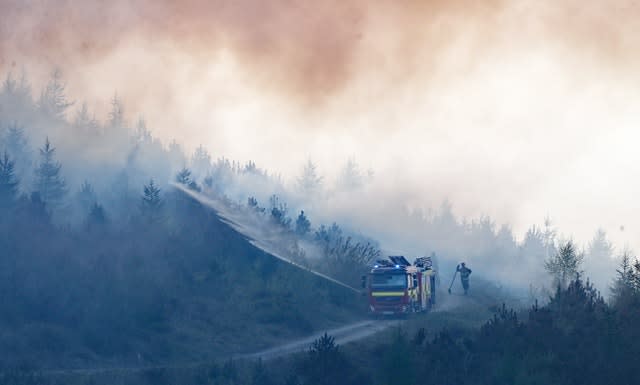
<box><xmin>365</xmin><ymin>256</ymin><xmax>436</xmax><ymax>315</ymax></box>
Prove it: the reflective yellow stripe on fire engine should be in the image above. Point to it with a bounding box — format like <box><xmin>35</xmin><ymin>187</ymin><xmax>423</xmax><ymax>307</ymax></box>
<box><xmin>371</xmin><ymin>292</ymin><xmax>405</xmax><ymax>297</ymax></box>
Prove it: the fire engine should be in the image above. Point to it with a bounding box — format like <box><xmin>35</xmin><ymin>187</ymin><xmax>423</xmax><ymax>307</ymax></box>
<box><xmin>363</xmin><ymin>256</ymin><xmax>436</xmax><ymax>316</ymax></box>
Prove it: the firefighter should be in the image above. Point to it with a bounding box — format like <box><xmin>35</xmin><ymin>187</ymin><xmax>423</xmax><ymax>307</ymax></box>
<box><xmin>457</xmin><ymin>262</ymin><xmax>472</xmax><ymax>295</ymax></box>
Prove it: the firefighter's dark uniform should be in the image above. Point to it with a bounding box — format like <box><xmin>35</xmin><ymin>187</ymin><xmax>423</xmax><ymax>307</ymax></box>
<box><xmin>457</xmin><ymin>264</ymin><xmax>472</xmax><ymax>295</ymax></box>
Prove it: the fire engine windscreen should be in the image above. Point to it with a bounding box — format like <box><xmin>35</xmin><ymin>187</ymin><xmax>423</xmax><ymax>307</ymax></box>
<box><xmin>371</xmin><ymin>274</ymin><xmax>407</xmax><ymax>289</ymax></box>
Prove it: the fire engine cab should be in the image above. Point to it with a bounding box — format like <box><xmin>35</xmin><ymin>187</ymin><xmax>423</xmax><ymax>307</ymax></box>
<box><xmin>364</xmin><ymin>256</ymin><xmax>436</xmax><ymax>316</ymax></box>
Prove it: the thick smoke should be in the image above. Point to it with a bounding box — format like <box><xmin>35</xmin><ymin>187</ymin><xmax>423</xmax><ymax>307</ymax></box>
<box><xmin>3</xmin><ymin>1</ymin><xmax>639</xmax><ymax>101</ymax></box>
<box><xmin>0</xmin><ymin>1</ymin><xmax>505</xmax><ymax>101</ymax></box>
<box><xmin>2</xmin><ymin>0</ymin><xmax>639</xmax><ymax>275</ymax></box>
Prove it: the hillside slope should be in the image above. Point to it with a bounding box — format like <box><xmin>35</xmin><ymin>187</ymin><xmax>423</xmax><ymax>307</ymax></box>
<box><xmin>0</xmin><ymin>189</ymin><xmax>365</xmax><ymax>370</ymax></box>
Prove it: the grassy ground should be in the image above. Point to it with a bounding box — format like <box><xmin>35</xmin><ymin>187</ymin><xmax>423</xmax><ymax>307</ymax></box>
<box><xmin>45</xmin><ymin>278</ymin><xmax>522</xmax><ymax>384</ymax></box>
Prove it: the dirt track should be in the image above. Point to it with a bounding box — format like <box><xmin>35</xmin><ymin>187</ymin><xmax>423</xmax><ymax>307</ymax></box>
<box><xmin>41</xmin><ymin>318</ymin><xmax>398</xmax><ymax>378</ymax></box>
<box><xmin>242</xmin><ymin>319</ymin><xmax>400</xmax><ymax>360</ymax></box>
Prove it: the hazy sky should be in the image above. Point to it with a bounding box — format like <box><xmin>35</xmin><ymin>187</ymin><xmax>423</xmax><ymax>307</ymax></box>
<box><xmin>2</xmin><ymin>0</ymin><xmax>640</xmax><ymax>250</ymax></box>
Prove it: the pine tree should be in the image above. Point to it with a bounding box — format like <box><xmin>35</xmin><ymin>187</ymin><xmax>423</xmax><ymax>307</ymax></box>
<box><xmin>612</xmin><ymin>249</ymin><xmax>635</xmax><ymax>303</ymax></box>
<box><xmin>73</xmin><ymin>102</ymin><xmax>100</xmax><ymax>134</ymax></box>
<box><xmin>191</xmin><ymin>145</ymin><xmax>211</xmax><ymax>179</ymax></box>
<box><xmin>175</xmin><ymin>167</ymin><xmax>192</xmax><ymax>185</ymax></box>
<box><xmin>243</xmin><ymin>160</ymin><xmax>258</xmax><ymax>174</ymax></box>
<box><xmin>4</xmin><ymin>123</ymin><xmax>31</xmax><ymax>185</ymax></box>
<box><xmin>545</xmin><ymin>240</ymin><xmax>584</xmax><ymax>288</ymax></box>
<box><xmin>0</xmin><ymin>151</ymin><xmax>19</xmax><ymax>209</ymax></box>
<box><xmin>33</xmin><ymin>137</ymin><xmax>66</xmax><ymax>206</ymax></box>
<box><xmin>86</xmin><ymin>202</ymin><xmax>107</xmax><ymax>231</ymax></box>
<box><xmin>133</xmin><ymin>118</ymin><xmax>152</xmax><ymax>144</ymax></box>
<box><xmin>1</xmin><ymin>70</ymin><xmax>33</xmax><ymax>119</ymax></box>
<box><xmin>76</xmin><ymin>180</ymin><xmax>97</xmax><ymax>212</ymax></box>
<box><xmin>297</xmin><ymin>333</ymin><xmax>351</xmax><ymax>385</ymax></box>
<box><xmin>140</xmin><ymin>179</ymin><xmax>163</xmax><ymax>223</ymax></box>
<box><xmin>521</xmin><ymin>225</ymin><xmax>547</xmax><ymax>260</ymax></box>
<box><xmin>38</xmin><ymin>69</ymin><xmax>73</xmax><ymax>119</ymax></box>
<box><xmin>175</xmin><ymin>167</ymin><xmax>200</xmax><ymax>191</ymax></box>
<box><xmin>584</xmin><ymin>229</ymin><xmax>615</xmax><ymax>295</ymax></box>
<box><xmin>108</xmin><ymin>94</ymin><xmax>124</xmax><ymax>129</ymax></box>
<box><xmin>588</xmin><ymin>229</ymin><xmax>613</xmax><ymax>259</ymax></box>
<box><xmin>337</xmin><ymin>158</ymin><xmax>363</xmax><ymax>190</ymax></box>
<box><xmin>247</xmin><ymin>196</ymin><xmax>265</xmax><ymax>214</ymax></box>
<box><xmin>22</xmin><ymin>191</ymin><xmax>50</xmax><ymax>224</ymax></box>
<box><xmin>269</xmin><ymin>195</ymin><xmax>290</xmax><ymax>228</ymax></box>
<box><xmin>5</xmin><ymin>123</ymin><xmax>28</xmax><ymax>154</ymax></box>
<box><xmin>297</xmin><ymin>159</ymin><xmax>323</xmax><ymax>195</ymax></box>
<box><xmin>295</xmin><ymin>210</ymin><xmax>311</xmax><ymax>235</ymax></box>
<box><xmin>2</xmin><ymin>72</ymin><xmax>17</xmax><ymax>95</ymax></box>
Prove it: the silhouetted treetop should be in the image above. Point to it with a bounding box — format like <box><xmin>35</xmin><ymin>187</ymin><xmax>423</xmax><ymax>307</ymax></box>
<box><xmin>545</xmin><ymin>240</ymin><xmax>584</xmax><ymax>288</ymax></box>
<box><xmin>295</xmin><ymin>210</ymin><xmax>311</xmax><ymax>236</ymax></box>
<box><xmin>108</xmin><ymin>94</ymin><xmax>125</xmax><ymax>128</ymax></box>
<box><xmin>37</xmin><ymin>69</ymin><xmax>73</xmax><ymax>119</ymax></box>
<box><xmin>140</xmin><ymin>179</ymin><xmax>163</xmax><ymax>224</ymax></box>
<box><xmin>0</xmin><ymin>151</ymin><xmax>19</xmax><ymax>209</ymax></box>
<box><xmin>297</xmin><ymin>159</ymin><xmax>323</xmax><ymax>195</ymax></box>
<box><xmin>33</xmin><ymin>137</ymin><xmax>66</xmax><ymax>206</ymax></box>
